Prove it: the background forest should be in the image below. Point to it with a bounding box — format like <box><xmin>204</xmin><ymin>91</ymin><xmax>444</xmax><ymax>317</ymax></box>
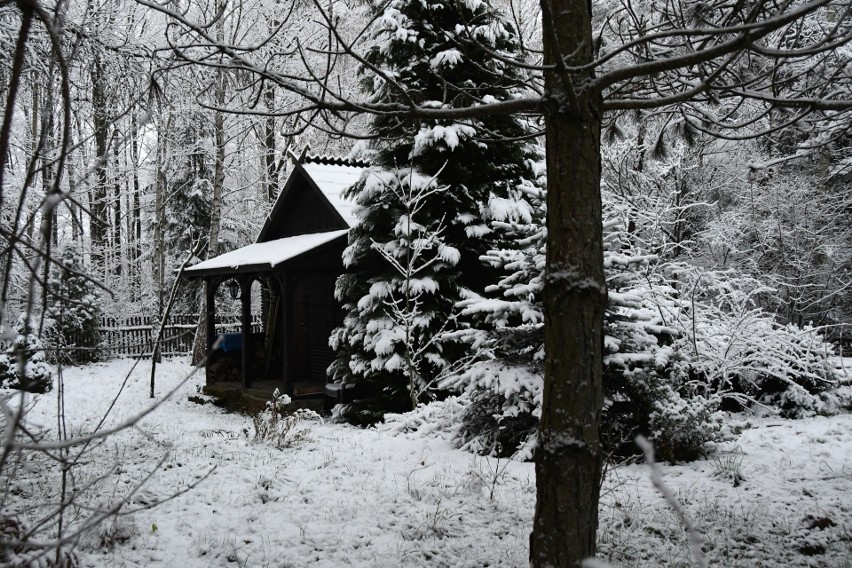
<box><xmin>2</xmin><ymin>0</ymin><xmax>848</xmax><ymax>416</ymax></box>
<box><xmin>1</xmin><ymin>0</ymin><xmax>847</xmax><ymax>355</ymax></box>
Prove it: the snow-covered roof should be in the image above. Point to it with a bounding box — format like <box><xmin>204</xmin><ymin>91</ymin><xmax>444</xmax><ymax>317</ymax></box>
<box><xmin>185</xmin><ymin>230</ymin><xmax>348</xmax><ymax>274</ymax></box>
<box><xmin>300</xmin><ymin>162</ymin><xmax>365</xmax><ymax>227</ymax></box>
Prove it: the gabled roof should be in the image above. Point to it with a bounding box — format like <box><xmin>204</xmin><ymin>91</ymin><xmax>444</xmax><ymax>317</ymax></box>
<box><xmin>184</xmin><ymin>230</ymin><xmax>348</xmax><ymax>277</ymax></box>
<box><xmin>300</xmin><ymin>161</ymin><xmax>364</xmax><ymax>228</ymax></box>
<box><xmin>257</xmin><ymin>156</ymin><xmax>366</xmax><ymax>242</ymax></box>
<box><xmin>185</xmin><ymin>155</ymin><xmax>366</xmax><ymax>278</ymax></box>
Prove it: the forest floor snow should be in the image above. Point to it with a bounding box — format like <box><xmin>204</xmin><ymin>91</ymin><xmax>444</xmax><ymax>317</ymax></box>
<box><xmin>6</xmin><ymin>358</ymin><xmax>851</xmax><ymax>567</ymax></box>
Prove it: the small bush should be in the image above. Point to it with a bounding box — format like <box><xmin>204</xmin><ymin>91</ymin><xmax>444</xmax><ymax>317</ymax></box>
<box><xmin>603</xmin><ymin>367</ymin><xmax>724</xmax><ymax>462</ymax></box>
<box><xmin>444</xmin><ymin>356</ymin><xmax>542</xmax><ymax>460</ymax></box>
<box><xmin>663</xmin><ymin>267</ymin><xmax>841</xmax><ymax>417</ymax></box>
<box><xmin>251</xmin><ymin>390</ymin><xmax>321</xmax><ymax>448</ymax></box>
<box><xmin>0</xmin><ymin>320</ymin><xmax>52</xmax><ymax>393</ymax></box>
<box><xmin>458</xmin><ymin>391</ymin><xmax>539</xmax><ymax>459</ymax></box>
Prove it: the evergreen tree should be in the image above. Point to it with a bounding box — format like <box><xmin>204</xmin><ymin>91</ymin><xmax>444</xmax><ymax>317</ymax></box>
<box><xmin>444</xmin><ymin>180</ymin><xmax>546</xmax><ymax>458</ymax></box>
<box><xmin>451</xmin><ymin>174</ymin><xmax>844</xmax><ymax>461</ymax></box>
<box><xmin>330</xmin><ymin>0</ymin><xmax>540</xmax><ymax>425</ymax></box>
<box><xmin>0</xmin><ymin>317</ymin><xmax>53</xmax><ymax>392</ymax></box>
<box><xmin>448</xmin><ymin>190</ymin><xmax>722</xmax><ymax>460</ymax></box>
<box><xmin>46</xmin><ymin>247</ymin><xmax>101</xmax><ymax>364</ymax></box>
<box><xmin>164</xmin><ymin>114</ymin><xmax>214</xmax><ymax>313</ymax></box>
<box><xmin>332</xmin><ymin>170</ymin><xmax>464</xmax><ymax>424</ymax></box>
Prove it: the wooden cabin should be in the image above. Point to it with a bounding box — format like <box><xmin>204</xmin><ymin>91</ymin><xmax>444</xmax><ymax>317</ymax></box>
<box><xmin>184</xmin><ymin>156</ymin><xmax>366</xmax><ymax>403</ymax></box>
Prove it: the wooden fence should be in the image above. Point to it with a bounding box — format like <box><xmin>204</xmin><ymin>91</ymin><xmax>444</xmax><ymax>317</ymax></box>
<box><xmin>86</xmin><ymin>314</ymin><xmax>262</xmax><ymax>358</ymax></box>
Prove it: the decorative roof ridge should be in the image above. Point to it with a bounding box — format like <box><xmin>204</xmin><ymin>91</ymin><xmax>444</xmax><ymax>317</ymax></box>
<box><xmin>301</xmin><ymin>153</ymin><xmax>370</xmax><ymax>168</ymax></box>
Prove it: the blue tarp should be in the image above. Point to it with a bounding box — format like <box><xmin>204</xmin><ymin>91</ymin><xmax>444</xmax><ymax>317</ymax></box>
<box><xmin>216</xmin><ymin>333</ymin><xmax>243</xmax><ymax>353</ymax></box>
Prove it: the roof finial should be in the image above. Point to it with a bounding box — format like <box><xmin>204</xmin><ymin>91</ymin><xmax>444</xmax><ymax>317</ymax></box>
<box><xmin>286</xmin><ymin>143</ymin><xmax>312</xmax><ymax>164</ymax></box>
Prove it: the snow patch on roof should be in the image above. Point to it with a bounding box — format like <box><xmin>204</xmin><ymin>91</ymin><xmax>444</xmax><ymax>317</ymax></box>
<box><xmin>186</xmin><ymin>230</ymin><xmax>348</xmax><ymax>273</ymax></box>
<box><xmin>301</xmin><ymin>162</ymin><xmax>365</xmax><ymax>227</ymax></box>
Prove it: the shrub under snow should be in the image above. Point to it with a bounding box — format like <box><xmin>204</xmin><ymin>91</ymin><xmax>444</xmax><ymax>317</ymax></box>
<box><xmin>659</xmin><ymin>266</ymin><xmax>842</xmax><ymax>417</ymax></box>
<box><xmin>0</xmin><ymin>318</ymin><xmax>52</xmax><ymax>393</ymax></box>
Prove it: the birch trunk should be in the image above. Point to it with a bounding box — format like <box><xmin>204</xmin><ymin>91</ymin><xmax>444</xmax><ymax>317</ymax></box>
<box><xmin>153</xmin><ymin>114</ymin><xmax>169</xmax><ymax>315</ymax></box>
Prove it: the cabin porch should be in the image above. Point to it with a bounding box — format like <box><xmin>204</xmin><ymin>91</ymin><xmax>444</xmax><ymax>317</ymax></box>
<box><xmin>183</xmin><ymin>232</ymin><xmax>348</xmax><ymax>413</ymax></box>
<box><xmin>181</xmin><ymin>157</ymin><xmax>367</xmax><ymax>414</ymax></box>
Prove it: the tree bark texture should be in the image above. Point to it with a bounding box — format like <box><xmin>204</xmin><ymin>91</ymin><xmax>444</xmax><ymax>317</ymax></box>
<box><xmin>530</xmin><ymin>1</ymin><xmax>605</xmax><ymax>566</ymax></box>
<box><xmin>193</xmin><ymin>1</ymin><xmax>229</xmax><ymax>364</ymax></box>
<box><xmin>264</xmin><ymin>87</ymin><xmax>278</xmax><ymax>203</ymax></box>
<box><xmin>130</xmin><ymin>113</ymin><xmax>142</xmax><ymax>264</ymax></box>
<box><xmin>90</xmin><ymin>58</ymin><xmax>109</xmax><ymax>273</ymax></box>
<box><xmin>111</xmin><ymin>134</ymin><xmax>123</xmax><ymax>277</ymax></box>
<box><xmin>153</xmin><ymin>116</ymin><xmax>168</xmax><ymax>314</ymax></box>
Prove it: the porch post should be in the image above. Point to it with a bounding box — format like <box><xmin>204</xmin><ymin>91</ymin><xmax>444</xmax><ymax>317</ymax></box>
<box><xmin>241</xmin><ymin>277</ymin><xmax>252</xmax><ymax>389</ymax></box>
<box><xmin>279</xmin><ymin>271</ymin><xmax>291</xmax><ymax>396</ymax></box>
<box><xmin>205</xmin><ymin>277</ymin><xmax>217</xmax><ymax>384</ymax></box>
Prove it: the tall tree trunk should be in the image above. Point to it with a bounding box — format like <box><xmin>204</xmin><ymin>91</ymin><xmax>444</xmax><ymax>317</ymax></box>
<box><xmin>43</xmin><ymin>150</ymin><xmax>57</xmax><ymax>247</ymax></box>
<box><xmin>530</xmin><ymin>0</ymin><xmax>605</xmax><ymax>566</ymax></box>
<box><xmin>123</xmin><ymin>140</ymin><xmax>136</xmax><ymax>297</ymax></box>
<box><xmin>208</xmin><ymin>54</ymin><xmax>226</xmax><ymax>263</ymax></box>
<box><xmin>153</xmin><ymin>115</ymin><xmax>169</xmax><ymax>315</ymax></box>
<box><xmin>39</xmin><ymin>86</ymin><xmax>57</xmax><ymax>248</ymax></box>
<box><xmin>30</xmin><ymin>74</ymin><xmax>38</xmax><ymax>161</ymax></box>
<box><xmin>209</xmin><ymin>110</ymin><xmax>224</xmax><ymax>261</ymax></box>
<box><xmin>111</xmin><ymin>132</ymin><xmax>123</xmax><ymax>277</ymax></box>
<box><xmin>67</xmin><ymin>142</ymin><xmax>82</xmax><ymax>244</ymax></box>
<box><xmin>128</xmin><ymin>113</ymin><xmax>143</xmax><ymax>301</ymax></box>
<box><xmin>90</xmin><ymin>57</ymin><xmax>110</xmax><ymax>275</ymax></box>
<box><xmin>192</xmin><ymin>106</ymin><xmax>225</xmax><ymax>365</ymax></box>
<box><xmin>130</xmin><ymin>113</ymin><xmax>142</xmax><ymax>269</ymax></box>
<box><xmin>192</xmin><ymin>19</ymin><xmax>227</xmax><ymax>365</ymax></box>
<box><xmin>263</xmin><ymin>86</ymin><xmax>278</xmax><ymax>202</ymax></box>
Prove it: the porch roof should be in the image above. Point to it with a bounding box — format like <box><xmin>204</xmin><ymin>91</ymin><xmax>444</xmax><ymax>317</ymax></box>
<box><xmin>185</xmin><ymin>229</ymin><xmax>349</xmax><ymax>277</ymax></box>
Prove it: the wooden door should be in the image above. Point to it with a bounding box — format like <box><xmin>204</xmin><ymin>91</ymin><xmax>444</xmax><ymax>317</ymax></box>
<box><xmin>289</xmin><ymin>273</ymin><xmax>337</xmax><ymax>385</ymax></box>
<box><xmin>304</xmin><ymin>275</ymin><xmax>336</xmax><ymax>383</ymax></box>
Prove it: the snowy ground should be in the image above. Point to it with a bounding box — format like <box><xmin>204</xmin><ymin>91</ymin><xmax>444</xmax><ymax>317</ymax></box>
<box><xmin>5</xmin><ymin>359</ymin><xmax>851</xmax><ymax>567</ymax></box>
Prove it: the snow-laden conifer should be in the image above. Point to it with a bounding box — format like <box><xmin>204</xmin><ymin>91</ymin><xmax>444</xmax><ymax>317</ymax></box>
<box><xmin>0</xmin><ymin>316</ymin><xmax>53</xmax><ymax>392</ymax></box>
<box><xmin>330</xmin><ymin>0</ymin><xmax>540</xmax><ymax>425</ymax></box>
<box><xmin>442</xmin><ymin>179</ymin><xmax>546</xmax><ymax>459</ymax></box>
<box><xmin>163</xmin><ymin>116</ymin><xmax>214</xmax><ymax>313</ymax></box>
<box><xmin>46</xmin><ymin>247</ymin><xmax>102</xmax><ymax>364</ymax></box>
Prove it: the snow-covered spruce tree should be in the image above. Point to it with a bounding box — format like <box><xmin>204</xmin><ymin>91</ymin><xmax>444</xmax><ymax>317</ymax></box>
<box><xmin>599</xmin><ymin>243</ymin><xmax>723</xmax><ymax>463</ymax></box>
<box><xmin>442</xmin><ymin>177</ymin><xmax>546</xmax><ymax>459</ymax></box>
<box><xmin>332</xmin><ymin>171</ymin><xmax>464</xmax><ymax>424</ymax></box>
<box><xmin>330</xmin><ymin>0</ymin><xmax>539</xmax><ymax>425</ymax></box>
<box><xmin>46</xmin><ymin>247</ymin><xmax>101</xmax><ymax>364</ymax></box>
<box><xmin>164</xmin><ymin>114</ymin><xmax>214</xmax><ymax>313</ymax></box>
<box><xmin>0</xmin><ymin>317</ymin><xmax>52</xmax><ymax>393</ymax></box>
<box><xmin>447</xmin><ymin>180</ymin><xmax>737</xmax><ymax>461</ymax></box>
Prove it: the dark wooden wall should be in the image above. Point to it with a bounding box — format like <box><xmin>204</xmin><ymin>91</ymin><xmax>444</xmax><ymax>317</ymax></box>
<box><xmin>263</xmin><ymin>177</ymin><xmax>347</xmax><ymax>241</ymax></box>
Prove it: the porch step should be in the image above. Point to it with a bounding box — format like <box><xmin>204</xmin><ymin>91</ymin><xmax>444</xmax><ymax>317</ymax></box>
<box><xmin>201</xmin><ymin>383</ymin><xmax>324</xmax><ymax>415</ymax></box>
